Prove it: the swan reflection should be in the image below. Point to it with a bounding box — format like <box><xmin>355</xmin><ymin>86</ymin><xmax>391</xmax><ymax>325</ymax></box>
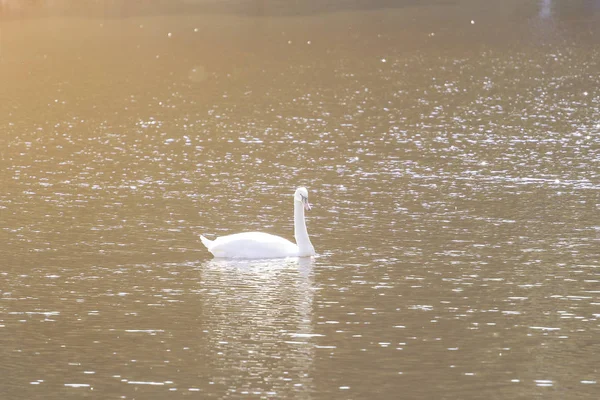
<box><xmin>199</xmin><ymin>257</ymin><xmax>315</xmax><ymax>396</ymax></box>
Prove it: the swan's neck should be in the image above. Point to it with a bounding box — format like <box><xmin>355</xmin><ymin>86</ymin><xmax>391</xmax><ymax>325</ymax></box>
<box><xmin>294</xmin><ymin>200</ymin><xmax>314</xmax><ymax>256</ymax></box>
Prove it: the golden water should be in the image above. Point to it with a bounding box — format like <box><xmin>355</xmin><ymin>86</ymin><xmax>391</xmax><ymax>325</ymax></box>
<box><xmin>1</xmin><ymin>1</ymin><xmax>599</xmax><ymax>399</ymax></box>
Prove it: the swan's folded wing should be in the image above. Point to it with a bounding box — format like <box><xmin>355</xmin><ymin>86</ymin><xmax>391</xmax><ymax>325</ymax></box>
<box><xmin>209</xmin><ymin>232</ymin><xmax>298</xmax><ymax>259</ymax></box>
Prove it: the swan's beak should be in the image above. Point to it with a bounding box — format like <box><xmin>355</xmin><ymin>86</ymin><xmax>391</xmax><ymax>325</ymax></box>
<box><xmin>303</xmin><ymin>199</ymin><xmax>312</xmax><ymax>211</ymax></box>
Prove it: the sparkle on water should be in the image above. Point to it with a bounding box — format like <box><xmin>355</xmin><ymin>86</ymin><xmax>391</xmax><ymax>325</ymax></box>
<box><xmin>1</xmin><ymin>1</ymin><xmax>599</xmax><ymax>399</ymax></box>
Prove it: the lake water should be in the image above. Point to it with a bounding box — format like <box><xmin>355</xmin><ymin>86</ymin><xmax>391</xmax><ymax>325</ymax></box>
<box><xmin>1</xmin><ymin>1</ymin><xmax>599</xmax><ymax>399</ymax></box>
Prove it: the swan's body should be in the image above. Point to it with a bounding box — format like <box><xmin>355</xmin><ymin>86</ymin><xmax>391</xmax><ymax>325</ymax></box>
<box><xmin>200</xmin><ymin>232</ymin><xmax>301</xmax><ymax>259</ymax></box>
<box><xmin>200</xmin><ymin>187</ymin><xmax>315</xmax><ymax>259</ymax></box>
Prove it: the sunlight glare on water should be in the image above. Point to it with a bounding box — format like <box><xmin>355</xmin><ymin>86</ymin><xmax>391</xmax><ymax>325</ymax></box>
<box><xmin>1</xmin><ymin>1</ymin><xmax>599</xmax><ymax>399</ymax></box>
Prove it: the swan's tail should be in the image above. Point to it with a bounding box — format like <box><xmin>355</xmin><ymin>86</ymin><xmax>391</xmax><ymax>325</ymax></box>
<box><xmin>200</xmin><ymin>235</ymin><xmax>213</xmax><ymax>250</ymax></box>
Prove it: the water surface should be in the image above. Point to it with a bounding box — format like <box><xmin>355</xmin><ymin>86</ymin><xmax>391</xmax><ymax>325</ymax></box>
<box><xmin>1</xmin><ymin>1</ymin><xmax>599</xmax><ymax>399</ymax></box>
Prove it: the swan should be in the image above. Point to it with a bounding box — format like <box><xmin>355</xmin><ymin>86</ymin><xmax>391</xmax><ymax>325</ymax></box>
<box><xmin>200</xmin><ymin>187</ymin><xmax>316</xmax><ymax>259</ymax></box>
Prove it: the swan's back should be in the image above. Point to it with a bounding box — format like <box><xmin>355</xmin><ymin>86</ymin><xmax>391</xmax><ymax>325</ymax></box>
<box><xmin>201</xmin><ymin>232</ymin><xmax>299</xmax><ymax>259</ymax></box>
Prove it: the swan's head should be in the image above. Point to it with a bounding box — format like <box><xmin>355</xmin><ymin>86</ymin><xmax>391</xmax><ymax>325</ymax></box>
<box><xmin>294</xmin><ymin>187</ymin><xmax>311</xmax><ymax>211</ymax></box>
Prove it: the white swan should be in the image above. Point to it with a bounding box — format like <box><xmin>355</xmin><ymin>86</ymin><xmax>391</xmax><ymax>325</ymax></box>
<box><xmin>200</xmin><ymin>187</ymin><xmax>316</xmax><ymax>259</ymax></box>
